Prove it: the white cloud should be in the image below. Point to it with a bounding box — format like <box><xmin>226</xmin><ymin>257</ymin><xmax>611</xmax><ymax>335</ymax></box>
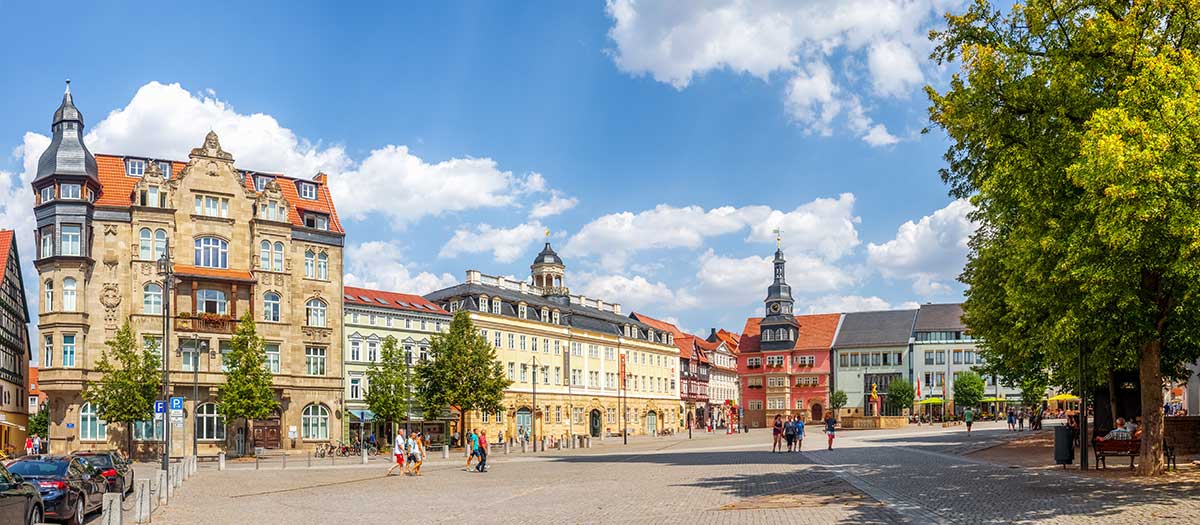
<box><xmin>867</xmin><ymin>39</ymin><xmax>924</xmax><ymax>97</ymax></box>
<box><xmin>575</xmin><ymin>273</ymin><xmax>697</xmax><ymax>312</ymax></box>
<box><xmin>344</xmin><ymin>241</ymin><xmax>458</xmax><ymax>294</ymax></box>
<box><xmin>803</xmin><ymin>294</ymin><xmax>893</xmax><ymax>314</ymax></box>
<box><xmin>605</xmin><ymin>0</ymin><xmax>943</xmax><ymax>141</ymax></box>
<box><xmin>867</xmin><ymin>199</ymin><xmax>975</xmax><ymax>296</ymax></box>
<box><xmin>566</xmin><ymin>194</ymin><xmax>861</xmax><ymax>269</ymax></box>
<box><xmin>862</xmin><ymin>124</ymin><xmax>901</xmax><ymax>146</ymax></box>
<box><xmin>438</xmin><ymin>221</ymin><xmax>547</xmax><ymax>263</ymax></box>
<box><xmin>695</xmin><ymin>249</ymin><xmax>857</xmax><ymax>307</ymax></box>
<box><xmin>529</xmin><ymin>191</ymin><xmax>578</xmax><ymax>219</ymax></box>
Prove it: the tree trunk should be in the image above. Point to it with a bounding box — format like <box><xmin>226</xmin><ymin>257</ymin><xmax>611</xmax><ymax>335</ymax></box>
<box><xmin>1108</xmin><ymin>370</ymin><xmax>1119</xmax><ymax>427</ymax></box>
<box><xmin>1137</xmin><ymin>339</ymin><xmax>1165</xmax><ymax>476</ymax></box>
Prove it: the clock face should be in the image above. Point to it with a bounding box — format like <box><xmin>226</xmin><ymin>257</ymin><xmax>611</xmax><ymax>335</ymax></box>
<box><xmin>770</xmin><ymin>303</ymin><xmax>781</xmax><ymax>313</ymax></box>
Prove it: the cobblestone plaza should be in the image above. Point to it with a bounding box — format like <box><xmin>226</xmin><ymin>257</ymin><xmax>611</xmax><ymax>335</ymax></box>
<box><xmin>142</xmin><ymin>422</ymin><xmax>1200</xmax><ymax>524</ymax></box>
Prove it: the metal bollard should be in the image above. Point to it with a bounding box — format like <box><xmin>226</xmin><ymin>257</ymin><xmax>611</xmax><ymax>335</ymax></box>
<box><xmin>504</xmin><ymin>441</ymin><xmax>510</xmax><ymax>455</ymax></box>
<box><xmin>283</xmin><ymin>452</ymin><xmax>288</xmax><ymax>469</ymax></box>
<box><xmin>541</xmin><ymin>437</ymin><xmax>546</xmax><ymax>452</ymax></box>
<box><xmin>218</xmin><ymin>451</ymin><xmax>226</xmax><ymax>471</ymax></box>
<box><xmin>521</xmin><ymin>440</ymin><xmax>527</xmax><ymax>453</ymax></box>
<box><xmin>255</xmin><ymin>454</ymin><xmax>260</xmax><ymax>470</ymax></box>
<box><xmin>102</xmin><ymin>492</ymin><xmax>122</xmax><ymax>525</ymax></box>
<box><xmin>135</xmin><ymin>479</ymin><xmax>151</xmax><ymax>524</ymax></box>
<box><xmin>442</xmin><ymin>444</ymin><xmax>449</xmax><ymax>459</ymax></box>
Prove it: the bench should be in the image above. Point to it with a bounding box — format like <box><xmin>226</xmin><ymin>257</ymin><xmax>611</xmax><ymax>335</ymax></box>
<box><xmin>1093</xmin><ymin>439</ymin><xmax>1139</xmax><ymax>469</ymax></box>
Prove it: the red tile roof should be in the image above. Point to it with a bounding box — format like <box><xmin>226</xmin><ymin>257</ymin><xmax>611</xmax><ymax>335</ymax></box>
<box><xmin>714</xmin><ymin>329</ymin><xmax>741</xmax><ymax>354</ymax></box>
<box><xmin>94</xmin><ymin>154</ymin><xmax>344</xmax><ymax>234</ymax></box>
<box><xmin>632</xmin><ymin>312</ymin><xmax>713</xmax><ymax>363</ymax></box>
<box><xmin>739</xmin><ymin>313</ymin><xmax>842</xmax><ymax>353</ymax></box>
<box><xmin>172</xmin><ymin>264</ymin><xmax>256</xmax><ymax>282</ymax></box>
<box><xmin>344</xmin><ymin>286</ymin><xmax>450</xmax><ymax>315</ymax></box>
<box><xmin>0</xmin><ymin>230</ymin><xmax>13</xmax><ymax>282</ymax></box>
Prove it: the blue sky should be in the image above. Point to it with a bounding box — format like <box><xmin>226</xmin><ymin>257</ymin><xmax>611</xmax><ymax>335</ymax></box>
<box><xmin>0</xmin><ymin>1</ymin><xmax>971</xmax><ymax>337</ymax></box>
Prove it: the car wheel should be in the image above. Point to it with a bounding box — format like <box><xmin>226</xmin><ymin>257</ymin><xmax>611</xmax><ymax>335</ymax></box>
<box><xmin>27</xmin><ymin>505</ymin><xmax>42</xmax><ymax>525</ymax></box>
<box><xmin>67</xmin><ymin>496</ymin><xmax>84</xmax><ymax>525</ymax></box>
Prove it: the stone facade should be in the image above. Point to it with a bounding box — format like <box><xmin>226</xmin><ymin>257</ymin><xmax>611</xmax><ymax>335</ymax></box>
<box><xmin>32</xmin><ymin>87</ymin><xmax>345</xmax><ymax>456</ymax></box>
<box><xmin>425</xmin><ymin>243</ymin><xmax>681</xmax><ymax>443</ymax></box>
<box><xmin>342</xmin><ymin>286</ymin><xmax>451</xmax><ymax>445</ymax></box>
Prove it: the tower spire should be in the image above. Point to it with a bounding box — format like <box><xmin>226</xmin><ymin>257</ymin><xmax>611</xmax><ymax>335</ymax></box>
<box><xmin>35</xmin><ymin>80</ymin><xmax>98</xmax><ymax>184</ymax></box>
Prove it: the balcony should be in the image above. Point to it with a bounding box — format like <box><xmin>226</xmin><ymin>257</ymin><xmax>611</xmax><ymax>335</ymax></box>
<box><xmin>175</xmin><ymin>315</ymin><xmax>236</xmax><ymax>334</ymax></box>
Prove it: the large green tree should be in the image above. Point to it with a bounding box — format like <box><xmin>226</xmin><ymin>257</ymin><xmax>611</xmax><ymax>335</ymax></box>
<box><xmin>887</xmin><ymin>379</ymin><xmax>916</xmax><ymax>415</ymax></box>
<box><xmin>416</xmin><ymin>311</ymin><xmax>511</xmax><ymax>441</ymax></box>
<box><xmin>829</xmin><ymin>390</ymin><xmax>848</xmax><ymax>416</ymax></box>
<box><xmin>218</xmin><ymin>314</ymin><xmax>278</xmax><ymax>451</ymax></box>
<box><xmin>953</xmin><ymin>372</ymin><xmax>986</xmax><ymax>411</ymax></box>
<box><xmin>82</xmin><ymin>321</ymin><xmax>162</xmax><ymax>455</ymax></box>
<box><xmin>928</xmin><ymin>0</ymin><xmax>1200</xmax><ymax>474</ymax></box>
<box><xmin>364</xmin><ymin>336</ymin><xmax>411</xmax><ymax>439</ymax></box>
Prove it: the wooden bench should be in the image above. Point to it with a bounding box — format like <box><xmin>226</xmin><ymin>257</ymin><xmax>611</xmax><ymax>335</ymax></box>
<box><xmin>1093</xmin><ymin>439</ymin><xmax>1139</xmax><ymax>469</ymax></box>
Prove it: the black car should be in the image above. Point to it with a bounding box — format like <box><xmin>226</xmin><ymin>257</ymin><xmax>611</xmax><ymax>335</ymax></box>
<box><xmin>7</xmin><ymin>455</ymin><xmax>105</xmax><ymax>525</ymax></box>
<box><xmin>0</xmin><ymin>461</ymin><xmax>43</xmax><ymax>525</ymax></box>
<box><xmin>72</xmin><ymin>451</ymin><xmax>133</xmax><ymax>495</ymax></box>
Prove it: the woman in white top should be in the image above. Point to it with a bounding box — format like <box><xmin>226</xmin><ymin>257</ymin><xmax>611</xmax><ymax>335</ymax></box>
<box><xmin>407</xmin><ymin>432</ymin><xmax>425</xmax><ymax>476</ymax></box>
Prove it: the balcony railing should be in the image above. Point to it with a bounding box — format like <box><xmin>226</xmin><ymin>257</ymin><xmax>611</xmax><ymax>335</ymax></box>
<box><xmin>174</xmin><ymin>316</ymin><xmax>236</xmax><ymax>334</ymax></box>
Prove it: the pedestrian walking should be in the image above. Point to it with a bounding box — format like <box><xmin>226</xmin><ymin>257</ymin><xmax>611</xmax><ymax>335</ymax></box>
<box><xmin>476</xmin><ymin>431</ymin><xmax>490</xmax><ymax>472</ymax></box>
<box><xmin>964</xmin><ymin>407</ymin><xmax>974</xmax><ymax>434</ymax></box>
<box><xmin>823</xmin><ymin>414</ymin><xmax>837</xmax><ymax>450</ymax></box>
<box><xmin>795</xmin><ymin>417</ymin><xmax>805</xmax><ymax>451</ymax></box>
<box><xmin>1017</xmin><ymin>409</ymin><xmax>1025</xmax><ymax>431</ymax></box>
<box><xmin>386</xmin><ymin>430</ymin><xmax>407</xmax><ymax>476</ymax></box>
<box><xmin>407</xmin><ymin>432</ymin><xmax>424</xmax><ymax>476</ymax></box>
<box><xmin>771</xmin><ymin>415</ymin><xmax>783</xmax><ymax>453</ymax></box>
<box><xmin>784</xmin><ymin>416</ymin><xmax>797</xmax><ymax>452</ymax></box>
<box><xmin>464</xmin><ymin>429</ymin><xmax>479</xmax><ymax>471</ymax></box>
<box><xmin>23</xmin><ymin>435</ymin><xmax>33</xmax><ymax>456</ymax></box>
<box><xmin>32</xmin><ymin>435</ymin><xmax>41</xmax><ymax>455</ymax></box>
<box><xmin>1007</xmin><ymin>409</ymin><xmax>1016</xmax><ymax>431</ymax></box>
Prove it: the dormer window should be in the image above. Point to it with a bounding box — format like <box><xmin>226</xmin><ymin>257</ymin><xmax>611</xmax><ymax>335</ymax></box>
<box><xmin>552</xmin><ymin>310</ymin><xmax>560</xmax><ymax>325</ymax></box>
<box><xmin>479</xmin><ymin>296</ymin><xmax>489</xmax><ymax>313</ymax></box>
<box><xmin>298</xmin><ymin>182</ymin><xmax>317</xmax><ymax>200</ymax></box>
<box><xmin>158</xmin><ymin>162</ymin><xmax>172</xmax><ymax>179</ymax></box>
<box><xmin>518</xmin><ymin>303</ymin><xmax>527</xmax><ymax>319</ymax></box>
<box><xmin>255</xmin><ymin>176</ymin><xmax>269</xmax><ymax>192</ymax></box>
<box><xmin>492</xmin><ymin>298</ymin><xmax>501</xmax><ymax>314</ymax></box>
<box><xmin>139</xmin><ymin>186</ymin><xmax>166</xmax><ymax>207</ymax></box>
<box><xmin>60</xmin><ymin>184</ymin><xmax>81</xmax><ymax>200</ymax></box>
<box><xmin>39</xmin><ymin>186</ymin><xmax>53</xmax><ymax>204</ymax></box>
<box><xmin>126</xmin><ymin>159</ymin><xmax>146</xmax><ymax>177</ymax></box>
<box><xmin>258</xmin><ymin>200</ymin><xmax>285</xmax><ymax>222</ymax></box>
<box><xmin>303</xmin><ymin>213</ymin><xmax>329</xmax><ymax>230</ymax></box>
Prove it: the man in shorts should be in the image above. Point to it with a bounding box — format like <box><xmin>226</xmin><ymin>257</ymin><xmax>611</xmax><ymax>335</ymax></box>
<box><xmin>475</xmin><ymin>430</ymin><xmax>490</xmax><ymax>472</ymax></box>
<box><xmin>386</xmin><ymin>429</ymin><xmax>407</xmax><ymax>476</ymax></box>
<box><xmin>464</xmin><ymin>429</ymin><xmax>479</xmax><ymax>471</ymax></box>
<box><xmin>964</xmin><ymin>407</ymin><xmax>974</xmax><ymax>434</ymax></box>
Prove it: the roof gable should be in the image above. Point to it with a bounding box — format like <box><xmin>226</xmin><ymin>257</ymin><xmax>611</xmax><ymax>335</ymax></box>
<box><xmin>739</xmin><ymin>313</ymin><xmax>841</xmax><ymax>353</ymax></box>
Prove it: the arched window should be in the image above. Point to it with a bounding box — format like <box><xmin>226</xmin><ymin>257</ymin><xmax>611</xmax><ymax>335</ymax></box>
<box><xmin>80</xmin><ymin>402</ymin><xmax>107</xmax><ymax>440</ymax></box>
<box><xmin>301</xmin><ymin>404</ymin><xmax>329</xmax><ymax>440</ymax></box>
<box><xmin>264</xmin><ymin>292</ymin><xmax>281</xmax><ymax>322</ymax></box>
<box><xmin>195</xmin><ymin>403</ymin><xmax>226</xmax><ymax>441</ymax></box>
<box><xmin>304</xmin><ymin>250</ymin><xmax>315</xmax><ymax>278</ymax></box>
<box><xmin>43</xmin><ymin>280</ymin><xmax>53</xmax><ymax>312</ymax></box>
<box><xmin>194</xmin><ymin>237</ymin><xmax>228</xmax><ymax>268</ymax></box>
<box><xmin>260</xmin><ymin>240</ymin><xmax>271</xmax><ymax>270</ymax></box>
<box><xmin>316</xmin><ymin>252</ymin><xmax>328</xmax><ymax>280</ymax></box>
<box><xmin>272</xmin><ymin>242</ymin><xmax>284</xmax><ymax>272</ymax></box>
<box><xmin>139</xmin><ymin>228</ymin><xmax>152</xmax><ymax>260</ymax></box>
<box><xmin>143</xmin><ymin>283</ymin><xmax>163</xmax><ymax>314</ymax></box>
<box><xmin>154</xmin><ymin>229</ymin><xmax>167</xmax><ymax>259</ymax></box>
<box><xmin>306</xmin><ymin>299</ymin><xmax>327</xmax><ymax>327</ymax></box>
<box><xmin>63</xmin><ymin>278</ymin><xmax>77</xmax><ymax>312</ymax></box>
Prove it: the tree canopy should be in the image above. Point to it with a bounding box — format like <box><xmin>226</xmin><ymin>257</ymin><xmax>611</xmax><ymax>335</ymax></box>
<box><xmin>82</xmin><ymin>321</ymin><xmax>161</xmax><ymax>454</ymax></box>
<box><xmin>928</xmin><ymin>0</ymin><xmax>1200</xmax><ymax>474</ymax></box>
<box><xmin>218</xmin><ymin>314</ymin><xmax>278</xmax><ymax>446</ymax></box>
<box><xmin>887</xmin><ymin>379</ymin><xmax>916</xmax><ymax>414</ymax></box>
<box><xmin>829</xmin><ymin>390</ymin><xmax>848</xmax><ymax>413</ymax></box>
<box><xmin>416</xmin><ymin>311</ymin><xmax>511</xmax><ymax>431</ymax></box>
<box><xmin>953</xmin><ymin>372</ymin><xmax>986</xmax><ymax>410</ymax></box>
<box><xmin>365</xmin><ymin>336</ymin><xmax>411</xmax><ymax>433</ymax></box>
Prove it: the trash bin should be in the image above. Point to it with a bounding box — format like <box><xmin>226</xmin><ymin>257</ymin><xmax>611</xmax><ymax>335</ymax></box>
<box><xmin>1054</xmin><ymin>425</ymin><xmax>1074</xmax><ymax>466</ymax></box>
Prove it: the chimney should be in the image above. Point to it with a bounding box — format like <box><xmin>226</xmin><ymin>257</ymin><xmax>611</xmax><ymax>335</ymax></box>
<box><xmin>707</xmin><ymin>328</ymin><xmax>718</xmax><ymax>343</ymax></box>
<box><xmin>465</xmin><ymin>270</ymin><xmax>481</xmax><ymax>284</ymax></box>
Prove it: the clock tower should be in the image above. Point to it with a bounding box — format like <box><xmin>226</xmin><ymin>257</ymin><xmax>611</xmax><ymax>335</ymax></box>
<box><xmin>759</xmin><ymin>243</ymin><xmax>799</xmax><ymax>351</ymax></box>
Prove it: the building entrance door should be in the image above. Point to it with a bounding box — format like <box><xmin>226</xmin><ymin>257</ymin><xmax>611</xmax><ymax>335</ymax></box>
<box><xmin>589</xmin><ymin>410</ymin><xmax>601</xmax><ymax>437</ymax></box>
<box><xmin>810</xmin><ymin>404</ymin><xmax>823</xmax><ymax>422</ymax></box>
<box><xmin>516</xmin><ymin>409</ymin><xmax>532</xmax><ymax>440</ymax></box>
<box><xmin>252</xmin><ymin>418</ymin><xmax>282</xmax><ymax>449</ymax></box>
<box><xmin>646</xmin><ymin>411</ymin><xmax>658</xmax><ymax>435</ymax></box>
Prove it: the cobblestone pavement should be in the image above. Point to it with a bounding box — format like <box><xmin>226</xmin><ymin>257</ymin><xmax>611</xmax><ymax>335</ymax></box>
<box><xmin>147</xmin><ymin>422</ymin><xmax>1200</xmax><ymax>524</ymax></box>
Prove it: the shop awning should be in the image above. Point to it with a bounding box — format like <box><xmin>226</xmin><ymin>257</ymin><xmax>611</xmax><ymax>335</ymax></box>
<box><xmin>0</xmin><ymin>420</ymin><xmax>26</xmax><ymax>431</ymax></box>
<box><xmin>916</xmin><ymin>398</ymin><xmax>944</xmax><ymax>405</ymax></box>
<box><xmin>980</xmin><ymin>397</ymin><xmax>1007</xmax><ymax>403</ymax></box>
<box><xmin>350</xmin><ymin>410</ymin><xmax>375</xmax><ymax>421</ymax></box>
<box><xmin>1048</xmin><ymin>393</ymin><xmax>1081</xmax><ymax>402</ymax></box>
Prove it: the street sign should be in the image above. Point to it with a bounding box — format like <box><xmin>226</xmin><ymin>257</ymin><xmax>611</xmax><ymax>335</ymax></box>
<box><xmin>171</xmin><ymin>415</ymin><xmax>184</xmax><ymax>428</ymax></box>
<box><xmin>169</xmin><ymin>397</ymin><xmax>184</xmax><ymax>411</ymax></box>
<box><xmin>619</xmin><ymin>354</ymin><xmax>626</xmax><ymax>389</ymax></box>
<box><xmin>154</xmin><ymin>400</ymin><xmax>166</xmax><ymax>414</ymax></box>
<box><xmin>66</xmin><ymin>423</ymin><xmax>74</xmax><ymax>429</ymax></box>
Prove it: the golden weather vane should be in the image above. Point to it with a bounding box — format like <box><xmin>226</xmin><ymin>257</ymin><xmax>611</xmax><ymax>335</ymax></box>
<box><xmin>772</xmin><ymin>227</ymin><xmax>783</xmax><ymax>248</ymax></box>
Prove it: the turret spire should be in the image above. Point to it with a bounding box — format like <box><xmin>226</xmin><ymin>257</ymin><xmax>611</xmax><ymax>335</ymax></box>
<box><xmin>35</xmin><ymin>80</ymin><xmax>98</xmax><ymax>184</ymax></box>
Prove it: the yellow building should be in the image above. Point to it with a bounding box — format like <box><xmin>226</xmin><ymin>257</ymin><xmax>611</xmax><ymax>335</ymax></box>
<box><xmin>32</xmin><ymin>85</ymin><xmax>345</xmax><ymax>456</ymax></box>
<box><xmin>425</xmin><ymin>242</ymin><xmax>681</xmax><ymax>443</ymax></box>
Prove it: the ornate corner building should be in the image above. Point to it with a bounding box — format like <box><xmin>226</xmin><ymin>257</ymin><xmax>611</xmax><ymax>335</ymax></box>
<box><xmin>424</xmin><ymin>242</ymin><xmax>682</xmax><ymax>441</ymax></box>
<box><xmin>0</xmin><ymin>230</ymin><xmax>32</xmax><ymax>447</ymax></box>
<box><xmin>31</xmin><ymin>84</ymin><xmax>345</xmax><ymax>455</ymax></box>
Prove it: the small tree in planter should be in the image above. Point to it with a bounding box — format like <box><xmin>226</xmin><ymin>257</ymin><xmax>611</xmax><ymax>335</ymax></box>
<box><xmin>829</xmin><ymin>390</ymin><xmax>848</xmax><ymax>418</ymax></box>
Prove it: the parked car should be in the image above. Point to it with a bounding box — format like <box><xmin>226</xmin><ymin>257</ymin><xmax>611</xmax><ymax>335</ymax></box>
<box><xmin>0</xmin><ymin>460</ymin><xmax>43</xmax><ymax>525</ymax></box>
<box><xmin>72</xmin><ymin>451</ymin><xmax>133</xmax><ymax>495</ymax></box>
<box><xmin>7</xmin><ymin>455</ymin><xmax>105</xmax><ymax>525</ymax></box>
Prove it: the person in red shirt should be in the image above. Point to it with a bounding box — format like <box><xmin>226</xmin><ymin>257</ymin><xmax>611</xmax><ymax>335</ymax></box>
<box><xmin>475</xmin><ymin>431</ymin><xmax>489</xmax><ymax>472</ymax></box>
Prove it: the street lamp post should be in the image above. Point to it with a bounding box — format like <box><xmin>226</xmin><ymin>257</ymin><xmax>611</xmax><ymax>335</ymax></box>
<box><xmin>157</xmin><ymin>241</ymin><xmax>174</xmax><ymax>485</ymax></box>
<box><xmin>531</xmin><ymin>355</ymin><xmax>538</xmax><ymax>452</ymax></box>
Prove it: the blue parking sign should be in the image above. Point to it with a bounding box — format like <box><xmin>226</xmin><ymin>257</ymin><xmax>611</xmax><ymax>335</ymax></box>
<box><xmin>154</xmin><ymin>400</ymin><xmax>166</xmax><ymax>414</ymax></box>
<box><xmin>169</xmin><ymin>397</ymin><xmax>184</xmax><ymax>411</ymax></box>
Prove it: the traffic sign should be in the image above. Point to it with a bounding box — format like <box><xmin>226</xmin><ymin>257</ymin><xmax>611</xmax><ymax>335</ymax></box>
<box><xmin>169</xmin><ymin>397</ymin><xmax>184</xmax><ymax>411</ymax></box>
<box><xmin>154</xmin><ymin>400</ymin><xmax>166</xmax><ymax>414</ymax></box>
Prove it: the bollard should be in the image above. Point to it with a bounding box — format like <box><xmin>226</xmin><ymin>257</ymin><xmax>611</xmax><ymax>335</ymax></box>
<box><xmin>158</xmin><ymin>469</ymin><xmax>170</xmax><ymax>503</ymax></box>
<box><xmin>504</xmin><ymin>441</ymin><xmax>510</xmax><ymax>455</ymax></box>
<box><xmin>541</xmin><ymin>437</ymin><xmax>547</xmax><ymax>452</ymax></box>
<box><xmin>102</xmin><ymin>492</ymin><xmax>122</xmax><ymax>525</ymax></box>
<box><xmin>284</xmin><ymin>452</ymin><xmax>288</xmax><ymax>469</ymax></box>
<box><xmin>255</xmin><ymin>454</ymin><xmax>260</xmax><ymax>470</ymax></box>
<box><xmin>586</xmin><ymin>436</ymin><xmax>592</xmax><ymax>448</ymax></box>
<box><xmin>183</xmin><ymin>457</ymin><xmax>191</xmax><ymax>481</ymax></box>
<box><xmin>362</xmin><ymin>448</ymin><xmax>368</xmax><ymax>465</ymax></box>
<box><xmin>521</xmin><ymin>440</ymin><xmax>527</xmax><ymax>453</ymax></box>
<box><xmin>308</xmin><ymin>451</ymin><xmax>312</xmax><ymax>468</ymax></box>
<box><xmin>173</xmin><ymin>464</ymin><xmax>182</xmax><ymax>489</ymax></box>
<box><xmin>442</xmin><ymin>444</ymin><xmax>449</xmax><ymax>459</ymax></box>
<box><xmin>218</xmin><ymin>451</ymin><xmax>226</xmax><ymax>471</ymax></box>
<box><xmin>135</xmin><ymin>479</ymin><xmax>151</xmax><ymax>524</ymax></box>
